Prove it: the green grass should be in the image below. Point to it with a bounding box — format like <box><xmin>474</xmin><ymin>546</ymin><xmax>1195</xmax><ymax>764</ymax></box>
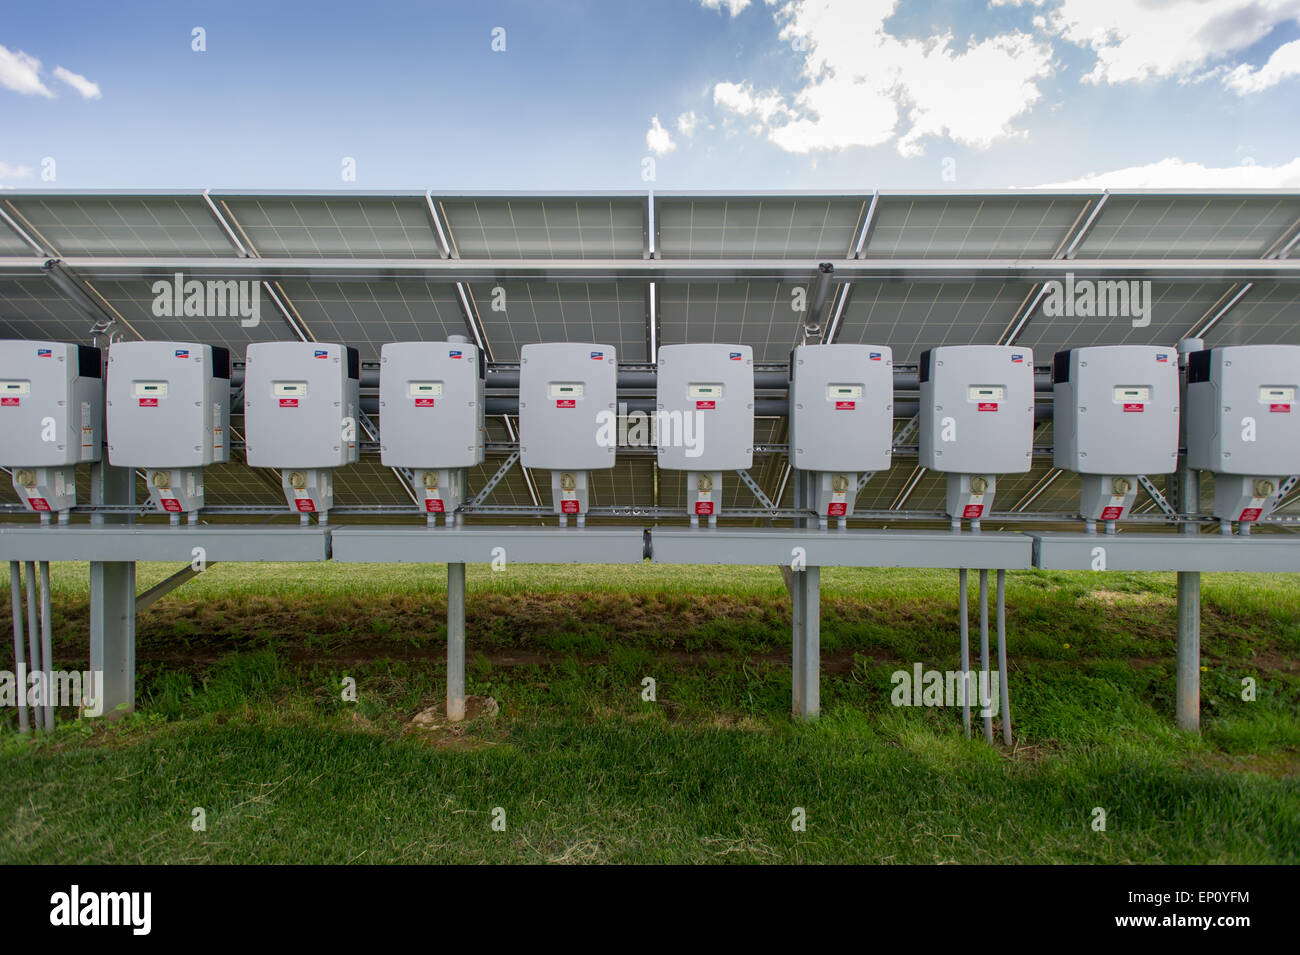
<box><xmin>0</xmin><ymin>563</ymin><xmax>1297</xmax><ymax>864</ymax></box>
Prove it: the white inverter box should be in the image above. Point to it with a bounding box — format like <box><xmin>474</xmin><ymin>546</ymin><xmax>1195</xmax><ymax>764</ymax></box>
<box><xmin>379</xmin><ymin>340</ymin><xmax>485</xmax><ymax>469</ymax></box>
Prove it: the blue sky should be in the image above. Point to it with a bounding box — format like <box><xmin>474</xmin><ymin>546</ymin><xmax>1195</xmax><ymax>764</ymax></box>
<box><xmin>2</xmin><ymin>0</ymin><xmax>1299</xmax><ymax>190</ymax></box>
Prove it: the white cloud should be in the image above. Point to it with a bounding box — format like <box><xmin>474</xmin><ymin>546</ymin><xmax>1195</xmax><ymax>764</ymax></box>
<box><xmin>713</xmin><ymin>81</ymin><xmax>790</xmax><ymax>124</ymax></box>
<box><xmin>893</xmin><ymin>32</ymin><xmax>1053</xmax><ymax>157</ymax></box>
<box><xmin>699</xmin><ymin>0</ymin><xmax>752</xmax><ymax>15</ymax></box>
<box><xmin>0</xmin><ymin>161</ymin><xmax>35</xmax><ymax>180</ymax></box>
<box><xmin>1034</xmin><ymin>156</ymin><xmax>1300</xmax><ymax>189</ymax></box>
<box><xmin>676</xmin><ymin>110</ymin><xmax>701</xmax><ymax>137</ymax></box>
<box><xmin>710</xmin><ymin>0</ymin><xmax>1054</xmax><ymax>156</ymax></box>
<box><xmin>1221</xmin><ymin>37</ymin><xmax>1300</xmax><ymax>93</ymax></box>
<box><xmin>1039</xmin><ymin>0</ymin><xmax>1300</xmax><ymax>85</ymax></box>
<box><xmin>53</xmin><ymin>65</ymin><xmax>101</xmax><ymax>99</ymax></box>
<box><xmin>0</xmin><ymin>45</ymin><xmax>54</xmax><ymax>97</ymax></box>
<box><xmin>645</xmin><ymin>115</ymin><xmax>676</xmax><ymax>154</ymax></box>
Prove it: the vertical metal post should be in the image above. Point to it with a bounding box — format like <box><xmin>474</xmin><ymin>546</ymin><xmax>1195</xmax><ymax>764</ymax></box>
<box><xmin>790</xmin><ymin>468</ymin><xmax>819</xmax><ymax>719</ymax></box>
<box><xmin>88</xmin><ymin>460</ymin><xmax>136</xmax><ymax>720</ymax></box>
<box><xmin>958</xmin><ymin>568</ymin><xmax>970</xmax><ymax>737</ymax></box>
<box><xmin>1175</xmin><ymin>338</ymin><xmax>1202</xmax><ymax>733</ymax></box>
<box><xmin>806</xmin><ymin>567</ymin><xmax>820</xmax><ymax>719</ymax></box>
<box><xmin>9</xmin><ymin>562</ymin><xmax>29</xmax><ymax>732</ymax></box>
<box><xmin>979</xmin><ymin>569</ymin><xmax>992</xmax><ymax>744</ymax></box>
<box><xmin>447</xmin><ymin>562</ymin><xmax>466</xmax><ymax>722</ymax></box>
<box><xmin>1176</xmin><ymin>571</ymin><xmax>1200</xmax><ymax>732</ymax></box>
<box><xmin>39</xmin><ymin>562</ymin><xmax>53</xmax><ymax>731</ymax></box>
<box><xmin>996</xmin><ymin>569</ymin><xmax>1011</xmax><ymax>745</ymax></box>
<box><xmin>791</xmin><ymin>567</ymin><xmax>806</xmax><ymax>716</ymax></box>
<box><xmin>791</xmin><ymin>469</ymin><xmax>805</xmax><ymax>531</ymax></box>
<box><xmin>793</xmin><ymin>566</ymin><xmax>820</xmax><ymax>720</ymax></box>
<box><xmin>24</xmin><ymin>561</ymin><xmax>40</xmax><ymax>723</ymax></box>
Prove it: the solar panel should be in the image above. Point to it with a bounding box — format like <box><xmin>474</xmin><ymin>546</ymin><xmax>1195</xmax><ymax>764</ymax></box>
<box><xmin>200</xmin><ymin>459</ymin><xmax>287</xmax><ymax>507</ymax></box>
<box><xmin>436</xmin><ymin>196</ymin><xmax>645</xmax><ymax>259</ymax></box>
<box><xmin>836</xmin><ymin>281</ymin><xmax>1034</xmax><ymax>362</ymax></box>
<box><xmin>275</xmin><ymin>281</ymin><xmax>464</xmax><ymax>360</ymax></box>
<box><xmin>473</xmin><ymin>281</ymin><xmax>647</xmax><ymax>362</ymax></box>
<box><xmin>4</xmin><ymin>195</ymin><xmax>232</xmax><ymax>257</ymax></box>
<box><xmin>85</xmin><ymin>279</ymin><xmax>299</xmax><ymax>351</ymax></box>
<box><xmin>216</xmin><ymin>194</ymin><xmax>443</xmax><ymax>259</ymax></box>
<box><xmin>0</xmin><ymin>279</ymin><xmax>91</xmax><ymax>341</ymax></box>
<box><xmin>1072</xmin><ymin>195</ymin><xmax>1300</xmax><ymax>260</ymax></box>
<box><xmin>656</xmin><ymin>195</ymin><xmax>866</xmax><ymax>259</ymax></box>
<box><xmin>657</xmin><ymin>281</ymin><xmax>808</xmax><ymax>362</ymax></box>
<box><xmin>1013</xmin><ymin>282</ymin><xmax>1233</xmax><ymax>353</ymax></box>
<box><xmin>864</xmin><ymin>195</ymin><xmax>1090</xmax><ymax>259</ymax></box>
<box><xmin>1202</xmin><ymin>282</ymin><xmax>1300</xmax><ymax>346</ymax></box>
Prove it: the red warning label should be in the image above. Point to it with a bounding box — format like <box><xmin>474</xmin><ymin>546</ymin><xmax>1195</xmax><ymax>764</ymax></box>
<box><xmin>1239</xmin><ymin>508</ymin><xmax>1263</xmax><ymax>522</ymax></box>
<box><xmin>1123</xmin><ymin>403</ymin><xmax>1144</xmax><ymax>413</ymax></box>
<box><xmin>561</xmin><ymin>499</ymin><xmax>580</xmax><ymax>514</ymax></box>
<box><xmin>977</xmin><ymin>402</ymin><xmax>998</xmax><ymax>412</ymax></box>
<box><xmin>161</xmin><ymin>498</ymin><xmax>183</xmax><ymax>513</ymax></box>
<box><xmin>695</xmin><ymin>501</ymin><xmax>714</xmax><ymax>515</ymax></box>
<box><xmin>414</xmin><ymin>398</ymin><xmax>436</xmax><ymax>408</ymax></box>
<box><xmin>295</xmin><ymin>498</ymin><xmax>316</xmax><ymax>512</ymax></box>
<box><xmin>1270</xmin><ymin>404</ymin><xmax>1291</xmax><ymax>413</ymax></box>
<box><xmin>827</xmin><ymin>502</ymin><xmax>848</xmax><ymax>516</ymax></box>
<box><xmin>280</xmin><ymin>398</ymin><xmax>299</xmax><ymax>408</ymax></box>
<box><xmin>139</xmin><ymin>398</ymin><xmax>159</xmax><ymax>407</ymax></box>
<box><xmin>0</xmin><ymin>397</ymin><xmax>18</xmax><ymax>407</ymax></box>
<box><xmin>556</xmin><ymin>399</ymin><xmax>576</xmax><ymax>409</ymax></box>
<box><xmin>425</xmin><ymin>498</ymin><xmax>445</xmax><ymax>513</ymax></box>
<box><xmin>696</xmin><ymin>400</ymin><xmax>716</xmax><ymax>410</ymax></box>
<box><xmin>28</xmin><ymin>497</ymin><xmax>50</xmax><ymax>511</ymax></box>
<box><xmin>835</xmin><ymin>401</ymin><xmax>855</xmax><ymax>411</ymax></box>
<box><xmin>962</xmin><ymin>504</ymin><xmax>984</xmax><ymax>519</ymax></box>
<box><xmin>1100</xmin><ymin>505</ymin><xmax>1124</xmax><ymax>520</ymax></box>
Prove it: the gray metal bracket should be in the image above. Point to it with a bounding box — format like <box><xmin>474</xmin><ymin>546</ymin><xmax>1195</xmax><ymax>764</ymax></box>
<box><xmin>469</xmin><ymin>450</ymin><xmax>520</xmax><ymax>507</ymax></box>
<box><xmin>1137</xmin><ymin>474</ymin><xmax>1178</xmax><ymax>518</ymax></box>
<box><xmin>735</xmin><ymin>468</ymin><xmax>776</xmax><ymax>511</ymax></box>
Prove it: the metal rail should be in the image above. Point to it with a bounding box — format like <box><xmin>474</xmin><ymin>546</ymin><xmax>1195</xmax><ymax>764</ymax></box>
<box><xmin>3</xmin><ymin>503</ymin><xmax>1294</xmax><ymax>525</ymax></box>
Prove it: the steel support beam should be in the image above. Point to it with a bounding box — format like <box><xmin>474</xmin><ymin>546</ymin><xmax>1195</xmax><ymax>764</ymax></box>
<box><xmin>447</xmin><ymin>562</ymin><xmax>466</xmax><ymax>722</ymax></box>
<box><xmin>791</xmin><ymin>566</ymin><xmax>820</xmax><ymax>720</ymax></box>
<box><xmin>1175</xmin><ymin>345</ymin><xmax>1201</xmax><ymax>733</ymax></box>
<box><xmin>1137</xmin><ymin>474</ymin><xmax>1178</xmax><ymax>518</ymax></box>
<box><xmin>135</xmin><ymin>562</ymin><xmax>218</xmax><ymax>613</ymax></box>
<box><xmin>1177</xmin><ymin>565</ymin><xmax>1201</xmax><ymax>731</ymax></box>
<box><xmin>650</xmin><ymin>528</ymin><xmax>1033</xmax><ymax>568</ymax></box>
<box><xmin>41</xmin><ymin>260</ymin><xmax>131</xmax><ymax>337</ymax></box>
<box><xmin>11</xmin><ymin>256</ymin><xmax>1300</xmax><ymax>283</ymax></box>
<box><xmin>87</xmin><ymin>459</ymin><xmax>135</xmax><ymax>720</ymax></box>
<box><xmin>331</xmin><ymin>526</ymin><xmax>647</xmax><ymax>564</ymax></box>
<box><xmin>0</xmin><ymin>526</ymin><xmax>332</xmax><ymax>562</ymax></box>
<box><xmin>0</xmin><ymin>201</ymin><xmax>47</xmax><ymax>253</ymax></box>
<box><xmin>1028</xmin><ymin>533</ymin><xmax>1300</xmax><ymax>572</ymax></box>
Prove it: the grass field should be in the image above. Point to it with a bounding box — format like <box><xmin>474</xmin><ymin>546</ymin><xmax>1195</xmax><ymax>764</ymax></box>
<box><xmin>1</xmin><ymin>561</ymin><xmax>1297</xmax><ymax>864</ymax></box>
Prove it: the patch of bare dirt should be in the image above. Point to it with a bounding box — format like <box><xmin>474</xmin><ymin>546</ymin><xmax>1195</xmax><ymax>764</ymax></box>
<box><xmin>409</xmin><ymin>694</ymin><xmax>498</xmax><ymax>730</ymax></box>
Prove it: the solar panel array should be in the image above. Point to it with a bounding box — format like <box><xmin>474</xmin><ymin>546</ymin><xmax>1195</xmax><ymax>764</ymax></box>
<box><xmin>1</xmin><ymin>189</ymin><xmax>1297</xmax><ymax>523</ymax></box>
